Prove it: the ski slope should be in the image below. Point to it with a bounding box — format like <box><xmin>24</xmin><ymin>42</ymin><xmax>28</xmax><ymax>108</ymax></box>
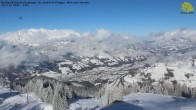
<box><xmin>0</xmin><ymin>86</ymin><xmax>52</xmax><ymax>110</ymax></box>
<box><xmin>1</xmin><ymin>85</ymin><xmax>196</xmax><ymax>110</ymax></box>
<box><xmin>69</xmin><ymin>93</ymin><xmax>196</xmax><ymax>110</ymax></box>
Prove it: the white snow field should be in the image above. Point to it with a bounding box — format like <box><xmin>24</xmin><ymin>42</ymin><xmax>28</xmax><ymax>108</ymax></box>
<box><xmin>1</xmin><ymin>85</ymin><xmax>196</xmax><ymax>110</ymax></box>
<box><xmin>69</xmin><ymin>93</ymin><xmax>196</xmax><ymax>110</ymax></box>
<box><xmin>0</xmin><ymin>86</ymin><xmax>53</xmax><ymax>110</ymax></box>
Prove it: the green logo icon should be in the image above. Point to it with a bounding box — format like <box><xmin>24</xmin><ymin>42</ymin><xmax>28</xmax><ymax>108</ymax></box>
<box><xmin>181</xmin><ymin>1</ymin><xmax>194</xmax><ymax>14</ymax></box>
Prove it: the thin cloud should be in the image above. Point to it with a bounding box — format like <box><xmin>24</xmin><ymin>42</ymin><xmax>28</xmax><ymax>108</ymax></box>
<box><xmin>0</xmin><ymin>28</ymin><xmax>149</xmax><ymax>69</ymax></box>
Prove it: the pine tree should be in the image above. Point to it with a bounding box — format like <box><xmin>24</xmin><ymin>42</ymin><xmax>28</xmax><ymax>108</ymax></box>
<box><xmin>174</xmin><ymin>83</ymin><xmax>182</xmax><ymax>96</ymax></box>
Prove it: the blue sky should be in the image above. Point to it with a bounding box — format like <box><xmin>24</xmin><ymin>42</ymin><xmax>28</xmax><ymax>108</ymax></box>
<box><xmin>0</xmin><ymin>0</ymin><xmax>196</xmax><ymax>37</ymax></box>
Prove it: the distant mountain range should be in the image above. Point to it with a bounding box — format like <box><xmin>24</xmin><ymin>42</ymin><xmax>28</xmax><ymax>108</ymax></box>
<box><xmin>0</xmin><ymin>28</ymin><xmax>196</xmax><ymax>110</ymax></box>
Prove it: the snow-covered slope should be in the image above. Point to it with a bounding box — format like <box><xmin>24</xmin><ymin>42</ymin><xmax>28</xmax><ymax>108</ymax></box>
<box><xmin>0</xmin><ymin>86</ymin><xmax>52</xmax><ymax>110</ymax></box>
<box><xmin>69</xmin><ymin>93</ymin><xmax>196</xmax><ymax>110</ymax></box>
<box><xmin>113</xmin><ymin>60</ymin><xmax>196</xmax><ymax>93</ymax></box>
<box><xmin>131</xmin><ymin>61</ymin><xmax>196</xmax><ymax>87</ymax></box>
<box><xmin>0</xmin><ymin>28</ymin><xmax>196</xmax><ymax>110</ymax></box>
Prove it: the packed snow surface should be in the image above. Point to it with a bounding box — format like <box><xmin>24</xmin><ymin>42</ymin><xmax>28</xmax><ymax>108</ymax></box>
<box><xmin>0</xmin><ymin>86</ymin><xmax>53</xmax><ymax>110</ymax></box>
<box><xmin>69</xmin><ymin>93</ymin><xmax>196</xmax><ymax>110</ymax></box>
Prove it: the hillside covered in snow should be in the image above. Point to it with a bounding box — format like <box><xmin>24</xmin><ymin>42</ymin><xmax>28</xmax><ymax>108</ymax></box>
<box><xmin>0</xmin><ymin>86</ymin><xmax>52</xmax><ymax>110</ymax></box>
<box><xmin>1</xmin><ymin>85</ymin><xmax>196</xmax><ymax>110</ymax></box>
<box><xmin>69</xmin><ymin>93</ymin><xmax>196</xmax><ymax>110</ymax></box>
<box><xmin>0</xmin><ymin>28</ymin><xmax>196</xmax><ymax>110</ymax></box>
